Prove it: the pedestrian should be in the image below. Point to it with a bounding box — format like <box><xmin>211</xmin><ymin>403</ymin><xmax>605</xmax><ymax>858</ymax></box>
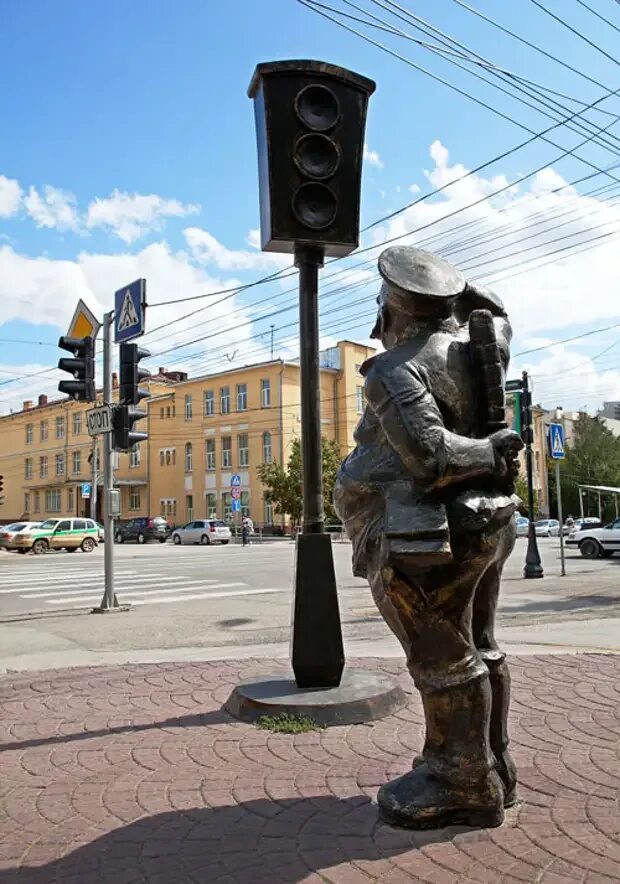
<box><xmin>241</xmin><ymin>515</ymin><xmax>253</xmax><ymax>546</ymax></box>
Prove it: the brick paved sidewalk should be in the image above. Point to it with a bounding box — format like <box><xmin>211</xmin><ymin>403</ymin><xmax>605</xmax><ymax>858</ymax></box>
<box><xmin>0</xmin><ymin>654</ymin><xmax>618</xmax><ymax>883</ymax></box>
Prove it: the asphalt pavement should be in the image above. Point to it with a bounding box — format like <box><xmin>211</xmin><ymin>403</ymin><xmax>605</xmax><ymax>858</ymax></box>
<box><xmin>0</xmin><ymin>535</ymin><xmax>618</xmax><ymax>671</ymax></box>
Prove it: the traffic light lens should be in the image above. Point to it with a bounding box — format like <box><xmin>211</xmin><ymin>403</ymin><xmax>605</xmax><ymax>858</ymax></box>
<box><xmin>295</xmin><ymin>85</ymin><xmax>340</xmax><ymax>132</ymax></box>
<box><xmin>291</xmin><ymin>182</ymin><xmax>337</xmax><ymax>230</ymax></box>
<box><xmin>294</xmin><ymin>134</ymin><xmax>340</xmax><ymax>180</ymax></box>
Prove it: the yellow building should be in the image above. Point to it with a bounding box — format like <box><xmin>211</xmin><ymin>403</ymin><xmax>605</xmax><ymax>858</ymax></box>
<box><xmin>0</xmin><ymin>340</ymin><xmax>373</xmax><ymax>527</ymax></box>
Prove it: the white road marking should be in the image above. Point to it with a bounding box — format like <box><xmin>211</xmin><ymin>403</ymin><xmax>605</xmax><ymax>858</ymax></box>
<box><xmin>41</xmin><ymin>585</ymin><xmax>280</xmax><ymax>606</ymax></box>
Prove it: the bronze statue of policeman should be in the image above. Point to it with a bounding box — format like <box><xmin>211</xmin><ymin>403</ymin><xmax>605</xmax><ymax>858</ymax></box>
<box><xmin>335</xmin><ymin>245</ymin><xmax>523</xmax><ymax>829</ymax></box>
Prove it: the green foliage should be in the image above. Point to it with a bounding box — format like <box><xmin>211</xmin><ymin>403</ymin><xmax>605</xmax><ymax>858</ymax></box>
<box><xmin>256</xmin><ymin>712</ymin><xmax>324</xmax><ymax>733</ymax></box>
<box><xmin>257</xmin><ymin>436</ymin><xmax>342</xmax><ymax>526</ymax></box>
<box><xmin>513</xmin><ymin>473</ymin><xmax>540</xmax><ymax>516</ymax></box>
<box><xmin>549</xmin><ymin>415</ymin><xmax>620</xmax><ymax>521</ymax></box>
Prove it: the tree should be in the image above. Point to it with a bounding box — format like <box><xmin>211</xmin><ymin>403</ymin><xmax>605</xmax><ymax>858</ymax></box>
<box><xmin>257</xmin><ymin>437</ymin><xmax>342</xmax><ymax>527</ymax></box>
<box><xmin>513</xmin><ymin>473</ymin><xmax>540</xmax><ymax>517</ymax></box>
<box><xmin>548</xmin><ymin>415</ymin><xmax>620</xmax><ymax>521</ymax></box>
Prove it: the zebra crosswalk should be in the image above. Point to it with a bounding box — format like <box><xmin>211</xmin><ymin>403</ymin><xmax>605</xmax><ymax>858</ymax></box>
<box><xmin>0</xmin><ymin>558</ymin><xmax>287</xmax><ymax>615</ymax></box>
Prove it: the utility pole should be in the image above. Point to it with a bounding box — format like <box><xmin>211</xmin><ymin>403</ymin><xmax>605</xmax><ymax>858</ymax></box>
<box><xmin>90</xmin><ymin>437</ymin><xmax>98</xmax><ymax>521</ymax></box>
<box><xmin>522</xmin><ymin>370</ymin><xmax>544</xmax><ymax>579</ymax></box>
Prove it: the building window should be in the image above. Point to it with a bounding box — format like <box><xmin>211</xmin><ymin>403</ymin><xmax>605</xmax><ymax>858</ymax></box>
<box><xmin>40</xmin><ymin>455</ymin><xmax>48</xmax><ymax>478</ymax></box>
<box><xmin>40</xmin><ymin>420</ymin><xmax>48</xmax><ymax>442</ymax></box>
<box><xmin>33</xmin><ymin>491</ymin><xmax>40</xmax><ymax>513</ymax></box>
<box><xmin>55</xmin><ymin>453</ymin><xmax>65</xmax><ymax>476</ymax></box>
<box><xmin>45</xmin><ymin>489</ymin><xmax>61</xmax><ymax>513</ymax></box>
<box><xmin>160</xmin><ymin>407</ymin><xmax>164</xmax><ymax>420</ymax></box>
<box><xmin>206</xmin><ymin>438</ymin><xmax>216</xmax><ymax>471</ymax></box>
<box><xmin>72</xmin><ymin>450</ymin><xmax>81</xmax><ymax>474</ymax></box>
<box><xmin>186</xmin><ymin>495</ymin><xmax>193</xmax><ymax>521</ymax></box>
<box><xmin>262</xmin><ymin>431</ymin><xmax>272</xmax><ymax>464</ymax></box>
<box><xmin>356</xmin><ymin>385</ymin><xmax>365</xmax><ymax>414</ymax></box>
<box><xmin>55</xmin><ymin>415</ymin><xmax>65</xmax><ymax>438</ymax></box>
<box><xmin>204</xmin><ymin>390</ymin><xmax>214</xmax><ymax>416</ymax></box>
<box><xmin>206</xmin><ymin>493</ymin><xmax>217</xmax><ymax>518</ymax></box>
<box><xmin>160</xmin><ymin>500</ymin><xmax>166</xmax><ymax>516</ymax></box>
<box><xmin>261</xmin><ymin>378</ymin><xmax>271</xmax><ymax>408</ymax></box>
<box><xmin>67</xmin><ymin>487</ymin><xmax>74</xmax><ymax>512</ymax></box>
<box><xmin>241</xmin><ymin>491</ymin><xmax>250</xmax><ymax>519</ymax></box>
<box><xmin>185</xmin><ymin>442</ymin><xmax>193</xmax><ymax>472</ymax></box>
<box><xmin>25</xmin><ymin>423</ymin><xmax>33</xmax><ymax>445</ymax></box>
<box><xmin>166</xmin><ymin>405</ymin><xmax>171</xmax><ymax>418</ymax></box>
<box><xmin>160</xmin><ymin>451</ymin><xmax>165</xmax><ymax>466</ymax></box>
<box><xmin>24</xmin><ymin>458</ymin><xmax>33</xmax><ymax>479</ymax></box>
<box><xmin>130</xmin><ymin>487</ymin><xmax>141</xmax><ymax>510</ymax></box>
<box><xmin>236</xmin><ymin>383</ymin><xmax>247</xmax><ymax>411</ymax></box>
<box><xmin>220</xmin><ymin>386</ymin><xmax>230</xmax><ymax>415</ymax></box>
<box><xmin>222</xmin><ymin>436</ymin><xmax>232</xmax><ymax>468</ymax></box>
<box><xmin>130</xmin><ymin>444</ymin><xmax>141</xmax><ymax>468</ymax></box>
<box><xmin>238</xmin><ymin>433</ymin><xmax>249</xmax><ymax>467</ymax></box>
<box><xmin>72</xmin><ymin>412</ymin><xmax>82</xmax><ymax>435</ymax></box>
<box><xmin>264</xmin><ymin>497</ymin><xmax>274</xmax><ymax>525</ymax></box>
<box><xmin>185</xmin><ymin>394</ymin><xmax>193</xmax><ymax>421</ymax></box>
<box><xmin>222</xmin><ymin>492</ymin><xmax>232</xmax><ymax>522</ymax></box>
<box><xmin>24</xmin><ymin>492</ymin><xmax>30</xmax><ymax>513</ymax></box>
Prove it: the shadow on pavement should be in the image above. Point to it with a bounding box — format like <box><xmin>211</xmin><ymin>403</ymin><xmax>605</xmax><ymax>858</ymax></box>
<box><xmin>0</xmin><ymin>709</ymin><xmax>233</xmax><ymax>752</ymax></box>
<box><xmin>0</xmin><ymin>794</ymin><xmax>473</xmax><ymax>884</ymax></box>
<box><xmin>501</xmin><ymin>592</ymin><xmax>620</xmax><ymax>615</ymax></box>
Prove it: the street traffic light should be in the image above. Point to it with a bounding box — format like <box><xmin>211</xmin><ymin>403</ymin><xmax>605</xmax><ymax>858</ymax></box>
<box><xmin>112</xmin><ymin>405</ymin><xmax>148</xmax><ymax>452</ymax></box>
<box><xmin>0</xmin><ymin>475</ymin><xmax>4</xmax><ymax>506</ymax></box>
<box><xmin>520</xmin><ymin>389</ymin><xmax>534</xmax><ymax>445</ymax></box>
<box><xmin>248</xmin><ymin>60</ymin><xmax>375</xmax><ymax>256</ymax></box>
<box><xmin>57</xmin><ymin>336</ymin><xmax>95</xmax><ymax>402</ymax></box>
<box><xmin>119</xmin><ymin>343</ymin><xmax>151</xmax><ymax>405</ymax></box>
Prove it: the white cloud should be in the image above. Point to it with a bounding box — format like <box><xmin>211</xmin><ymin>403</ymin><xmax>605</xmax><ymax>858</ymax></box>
<box><xmin>86</xmin><ymin>190</ymin><xmax>200</xmax><ymax>244</ymax></box>
<box><xmin>363</xmin><ymin>144</ymin><xmax>384</xmax><ymax>169</ymax></box>
<box><xmin>520</xmin><ymin>343</ymin><xmax>620</xmax><ymax>414</ymax></box>
<box><xmin>183</xmin><ymin>226</ymin><xmax>288</xmax><ymax>272</ymax></box>
<box><xmin>0</xmin><ymin>175</ymin><xmax>22</xmax><ymax>217</ymax></box>
<box><xmin>23</xmin><ymin>185</ymin><xmax>79</xmax><ymax>231</ymax></box>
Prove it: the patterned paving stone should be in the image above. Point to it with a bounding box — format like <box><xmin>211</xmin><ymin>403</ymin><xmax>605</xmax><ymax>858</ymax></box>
<box><xmin>0</xmin><ymin>655</ymin><xmax>618</xmax><ymax>883</ymax></box>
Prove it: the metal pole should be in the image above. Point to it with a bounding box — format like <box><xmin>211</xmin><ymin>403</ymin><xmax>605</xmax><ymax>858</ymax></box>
<box><xmin>522</xmin><ymin>372</ymin><xmax>544</xmax><ymax>579</ymax></box>
<box><xmin>90</xmin><ymin>437</ymin><xmax>98</xmax><ymax>521</ymax></box>
<box><xmin>579</xmin><ymin>487</ymin><xmax>584</xmax><ymax>520</ymax></box>
<box><xmin>290</xmin><ymin>245</ymin><xmax>344</xmax><ymax>688</ymax></box>
<box><xmin>297</xmin><ymin>246</ymin><xmax>324</xmax><ymax>535</ymax></box>
<box><xmin>95</xmin><ymin>311</ymin><xmax>117</xmax><ymax>611</ymax></box>
<box><xmin>556</xmin><ymin>460</ymin><xmax>565</xmax><ymax>576</ymax></box>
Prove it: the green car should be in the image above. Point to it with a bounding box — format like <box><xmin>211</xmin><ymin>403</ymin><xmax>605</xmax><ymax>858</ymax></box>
<box><xmin>14</xmin><ymin>517</ymin><xmax>100</xmax><ymax>555</ymax></box>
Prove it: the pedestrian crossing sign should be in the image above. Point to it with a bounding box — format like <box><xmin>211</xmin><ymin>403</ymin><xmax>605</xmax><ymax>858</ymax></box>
<box><xmin>114</xmin><ymin>279</ymin><xmax>146</xmax><ymax>343</ymax></box>
<box><xmin>549</xmin><ymin>423</ymin><xmax>565</xmax><ymax>460</ymax></box>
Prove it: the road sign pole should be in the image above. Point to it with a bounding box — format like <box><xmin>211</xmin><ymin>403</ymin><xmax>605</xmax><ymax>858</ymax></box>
<box><xmin>90</xmin><ymin>437</ymin><xmax>98</xmax><ymax>521</ymax></box>
<box><xmin>556</xmin><ymin>460</ymin><xmax>566</xmax><ymax>577</ymax></box>
<box><xmin>94</xmin><ymin>310</ymin><xmax>121</xmax><ymax>613</ymax></box>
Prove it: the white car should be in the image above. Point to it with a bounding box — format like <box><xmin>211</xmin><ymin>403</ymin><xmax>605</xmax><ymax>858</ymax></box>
<box><xmin>0</xmin><ymin>522</ymin><xmax>42</xmax><ymax>552</ymax></box>
<box><xmin>534</xmin><ymin>519</ymin><xmax>561</xmax><ymax>538</ymax></box>
<box><xmin>566</xmin><ymin>517</ymin><xmax>620</xmax><ymax>559</ymax></box>
<box><xmin>171</xmin><ymin>519</ymin><xmax>232</xmax><ymax>546</ymax></box>
<box><xmin>515</xmin><ymin>516</ymin><xmax>529</xmax><ymax>537</ymax></box>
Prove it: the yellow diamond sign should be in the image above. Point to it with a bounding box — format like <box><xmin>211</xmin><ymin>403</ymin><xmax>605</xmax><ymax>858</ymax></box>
<box><xmin>67</xmin><ymin>299</ymin><xmax>101</xmax><ymax>340</ymax></box>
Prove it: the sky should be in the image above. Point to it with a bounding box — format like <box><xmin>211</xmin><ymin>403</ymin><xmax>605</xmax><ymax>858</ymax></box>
<box><xmin>1</xmin><ymin>0</ymin><xmax>620</xmax><ymax>416</ymax></box>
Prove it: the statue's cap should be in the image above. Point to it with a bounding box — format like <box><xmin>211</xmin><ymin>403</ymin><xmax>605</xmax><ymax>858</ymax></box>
<box><xmin>378</xmin><ymin>246</ymin><xmax>465</xmax><ymax>299</ymax></box>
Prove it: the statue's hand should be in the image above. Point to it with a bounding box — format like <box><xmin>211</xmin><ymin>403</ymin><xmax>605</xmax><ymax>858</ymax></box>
<box><xmin>490</xmin><ymin>429</ymin><xmax>524</xmax><ymax>477</ymax></box>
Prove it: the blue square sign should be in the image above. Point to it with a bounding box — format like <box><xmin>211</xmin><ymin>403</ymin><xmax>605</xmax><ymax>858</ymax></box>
<box><xmin>232</xmin><ymin>499</ymin><xmax>241</xmax><ymax>512</ymax></box>
<box><xmin>549</xmin><ymin>423</ymin><xmax>565</xmax><ymax>460</ymax></box>
<box><xmin>115</xmin><ymin>279</ymin><xmax>146</xmax><ymax>343</ymax></box>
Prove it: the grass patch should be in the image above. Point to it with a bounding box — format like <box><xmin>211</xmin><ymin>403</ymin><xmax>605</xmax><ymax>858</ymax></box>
<box><xmin>256</xmin><ymin>712</ymin><xmax>325</xmax><ymax>733</ymax></box>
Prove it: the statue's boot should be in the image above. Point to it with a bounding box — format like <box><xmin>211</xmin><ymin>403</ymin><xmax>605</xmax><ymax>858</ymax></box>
<box><xmin>410</xmin><ymin>661</ymin><xmax>517</xmax><ymax>807</ymax></box>
<box><xmin>379</xmin><ymin>677</ymin><xmax>504</xmax><ymax>829</ymax></box>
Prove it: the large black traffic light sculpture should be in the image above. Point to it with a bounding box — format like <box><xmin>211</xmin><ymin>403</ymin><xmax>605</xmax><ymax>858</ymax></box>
<box><xmin>57</xmin><ymin>336</ymin><xmax>95</xmax><ymax>402</ymax></box>
<box><xmin>113</xmin><ymin>343</ymin><xmax>151</xmax><ymax>451</ymax></box>
<box><xmin>249</xmin><ymin>60</ymin><xmax>375</xmax><ymax>256</ymax></box>
<box><xmin>249</xmin><ymin>62</ymin><xmax>375</xmax><ymax>688</ymax></box>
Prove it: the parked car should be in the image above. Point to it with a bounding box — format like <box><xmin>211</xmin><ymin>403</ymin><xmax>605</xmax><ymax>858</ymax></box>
<box><xmin>10</xmin><ymin>518</ymin><xmax>99</xmax><ymax>554</ymax></box>
<box><xmin>570</xmin><ymin>517</ymin><xmax>602</xmax><ymax>535</ymax></box>
<box><xmin>171</xmin><ymin>519</ymin><xmax>232</xmax><ymax>546</ymax></box>
<box><xmin>566</xmin><ymin>517</ymin><xmax>620</xmax><ymax>558</ymax></box>
<box><xmin>115</xmin><ymin>517</ymin><xmax>169</xmax><ymax>544</ymax></box>
<box><xmin>534</xmin><ymin>519</ymin><xmax>561</xmax><ymax>538</ymax></box>
<box><xmin>95</xmin><ymin>522</ymin><xmax>105</xmax><ymax>542</ymax></box>
<box><xmin>515</xmin><ymin>516</ymin><xmax>529</xmax><ymax>537</ymax></box>
<box><xmin>0</xmin><ymin>522</ymin><xmax>42</xmax><ymax>551</ymax></box>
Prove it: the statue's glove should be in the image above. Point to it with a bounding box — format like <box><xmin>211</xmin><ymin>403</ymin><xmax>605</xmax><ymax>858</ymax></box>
<box><xmin>489</xmin><ymin>428</ymin><xmax>524</xmax><ymax>479</ymax></box>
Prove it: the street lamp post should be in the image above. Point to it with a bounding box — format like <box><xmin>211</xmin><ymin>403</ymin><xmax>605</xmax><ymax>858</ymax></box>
<box><xmin>522</xmin><ymin>370</ymin><xmax>544</xmax><ymax>579</ymax></box>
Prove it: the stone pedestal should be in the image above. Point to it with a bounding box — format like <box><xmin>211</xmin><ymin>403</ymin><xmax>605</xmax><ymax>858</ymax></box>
<box><xmin>225</xmin><ymin>668</ymin><xmax>406</xmax><ymax>727</ymax></box>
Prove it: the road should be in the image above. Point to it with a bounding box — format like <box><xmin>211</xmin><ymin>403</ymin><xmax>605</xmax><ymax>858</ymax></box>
<box><xmin>0</xmin><ymin>536</ymin><xmax>619</xmax><ymax>670</ymax></box>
